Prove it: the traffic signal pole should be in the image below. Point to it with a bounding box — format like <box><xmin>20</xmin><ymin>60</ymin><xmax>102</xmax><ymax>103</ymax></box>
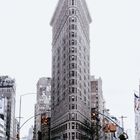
<box><xmin>94</xmin><ymin>111</ymin><xmax>122</xmax><ymax>129</ymax></box>
<box><xmin>91</xmin><ymin>109</ymin><xmax>128</xmax><ymax>140</ymax></box>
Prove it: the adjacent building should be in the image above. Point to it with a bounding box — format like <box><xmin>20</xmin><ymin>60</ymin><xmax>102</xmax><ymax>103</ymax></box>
<box><xmin>41</xmin><ymin>112</ymin><xmax>51</xmax><ymax>140</ymax></box>
<box><xmin>0</xmin><ymin>76</ymin><xmax>16</xmax><ymax>140</ymax></box>
<box><xmin>90</xmin><ymin>76</ymin><xmax>105</xmax><ymax>140</ymax></box>
<box><xmin>90</xmin><ymin>76</ymin><xmax>104</xmax><ymax>116</ymax></box>
<box><xmin>13</xmin><ymin>118</ymin><xmax>19</xmax><ymax>140</ymax></box>
<box><xmin>134</xmin><ymin>84</ymin><xmax>140</xmax><ymax>140</ymax></box>
<box><xmin>0</xmin><ymin>97</ymin><xmax>7</xmax><ymax>140</ymax></box>
<box><xmin>90</xmin><ymin>76</ymin><xmax>123</xmax><ymax>140</ymax></box>
<box><xmin>0</xmin><ymin>117</ymin><xmax>5</xmax><ymax>139</ymax></box>
<box><xmin>33</xmin><ymin>77</ymin><xmax>51</xmax><ymax>140</ymax></box>
<box><xmin>51</xmin><ymin>0</ymin><xmax>92</xmax><ymax>139</ymax></box>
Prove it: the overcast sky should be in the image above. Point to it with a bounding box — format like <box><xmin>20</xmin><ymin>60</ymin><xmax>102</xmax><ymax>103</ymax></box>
<box><xmin>0</xmin><ymin>0</ymin><xmax>140</xmax><ymax>139</ymax></box>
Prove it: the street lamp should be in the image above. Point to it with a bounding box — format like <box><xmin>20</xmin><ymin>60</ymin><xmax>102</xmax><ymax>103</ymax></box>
<box><xmin>18</xmin><ymin>93</ymin><xmax>36</xmax><ymax>140</ymax></box>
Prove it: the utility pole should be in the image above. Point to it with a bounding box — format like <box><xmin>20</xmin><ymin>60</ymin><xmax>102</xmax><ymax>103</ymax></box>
<box><xmin>120</xmin><ymin>116</ymin><xmax>127</xmax><ymax>131</ymax></box>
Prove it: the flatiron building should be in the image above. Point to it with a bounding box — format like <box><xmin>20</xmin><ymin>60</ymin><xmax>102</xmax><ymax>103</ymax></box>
<box><xmin>51</xmin><ymin>0</ymin><xmax>92</xmax><ymax>139</ymax></box>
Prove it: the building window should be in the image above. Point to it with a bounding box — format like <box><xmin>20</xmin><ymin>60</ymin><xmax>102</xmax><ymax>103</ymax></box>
<box><xmin>71</xmin><ymin>17</ymin><xmax>75</xmax><ymax>22</ymax></box>
<box><xmin>72</xmin><ymin>104</ymin><xmax>75</xmax><ymax>109</ymax></box>
<box><xmin>69</xmin><ymin>123</ymin><xmax>70</xmax><ymax>129</ymax></box>
<box><xmin>69</xmin><ymin>87</ymin><xmax>77</xmax><ymax>94</ymax></box>
<box><xmin>71</xmin><ymin>32</ymin><xmax>75</xmax><ymax>37</ymax></box>
<box><xmin>72</xmin><ymin>39</ymin><xmax>77</xmax><ymax>45</ymax></box>
<box><xmin>70</xmin><ymin>31</ymin><xmax>77</xmax><ymax>38</ymax></box>
<box><xmin>72</xmin><ymin>9</ymin><xmax>75</xmax><ymax>14</ymax></box>
<box><xmin>69</xmin><ymin>24</ymin><xmax>77</xmax><ymax>30</ymax></box>
<box><xmin>84</xmin><ymin>96</ymin><xmax>86</xmax><ymax>102</ymax></box>
<box><xmin>72</xmin><ymin>0</ymin><xmax>74</xmax><ymax>5</ymax></box>
<box><xmin>69</xmin><ymin>70</ymin><xmax>77</xmax><ymax>77</ymax></box>
<box><xmin>72</xmin><ymin>87</ymin><xmax>75</xmax><ymax>93</ymax></box>
<box><xmin>69</xmin><ymin>55</ymin><xmax>77</xmax><ymax>61</ymax></box>
<box><xmin>69</xmin><ymin>39</ymin><xmax>77</xmax><ymax>46</ymax></box>
<box><xmin>69</xmin><ymin>79</ymin><xmax>77</xmax><ymax>85</ymax></box>
<box><xmin>72</xmin><ymin>24</ymin><xmax>75</xmax><ymax>30</ymax></box>
<box><xmin>72</xmin><ymin>96</ymin><xmax>75</xmax><ymax>101</ymax></box>
<box><xmin>69</xmin><ymin>47</ymin><xmax>77</xmax><ymax>53</ymax></box>
<box><xmin>69</xmin><ymin>17</ymin><xmax>77</xmax><ymax>22</ymax></box>
<box><xmin>72</xmin><ymin>132</ymin><xmax>75</xmax><ymax>139</ymax></box>
<box><xmin>71</xmin><ymin>113</ymin><xmax>75</xmax><ymax>120</ymax></box>
<box><xmin>72</xmin><ymin>17</ymin><xmax>75</xmax><ymax>22</ymax></box>
<box><xmin>72</xmin><ymin>39</ymin><xmax>74</xmax><ymax>45</ymax></box>
<box><xmin>72</xmin><ymin>122</ymin><xmax>75</xmax><ymax>129</ymax></box>
<box><xmin>69</xmin><ymin>63</ymin><xmax>77</xmax><ymax>69</ymax></box>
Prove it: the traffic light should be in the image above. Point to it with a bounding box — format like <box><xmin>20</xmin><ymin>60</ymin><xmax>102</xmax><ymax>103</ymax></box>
<box><xmin>109</xmin><ymin>123</ymin><xmax>116</xmax><ymax>132</ymax></box>
<box><xmin>41</xmin><ymin>116</ymin><xmax>48</xmax><ymax>125</ymax></box>
<box><xmin>44</xmin><ymin>117</ymin><xmax>48</xmax><ymax>124</ymax></box>
<box><xmin>92</xmin><ymin>113</ymin><xmax>96</xmax><ymax>120</ymax></box>
<box><xmin>103</xmin><ymin>123</ymin><xmax>116</xmax><ymax>133</ymax></box>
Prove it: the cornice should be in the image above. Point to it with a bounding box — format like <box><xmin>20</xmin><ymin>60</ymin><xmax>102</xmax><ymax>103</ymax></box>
<box><xmin>50</xmin><ymin>0</ymin><xmax>92</xmax><ymax>26</ymax></box>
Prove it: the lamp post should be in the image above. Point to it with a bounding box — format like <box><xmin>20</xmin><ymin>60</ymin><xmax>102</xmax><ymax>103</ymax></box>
<box><xmin>18</xmin><ymin>93</ymin><xmax>36</xmax><ymax>140</ymax></box>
